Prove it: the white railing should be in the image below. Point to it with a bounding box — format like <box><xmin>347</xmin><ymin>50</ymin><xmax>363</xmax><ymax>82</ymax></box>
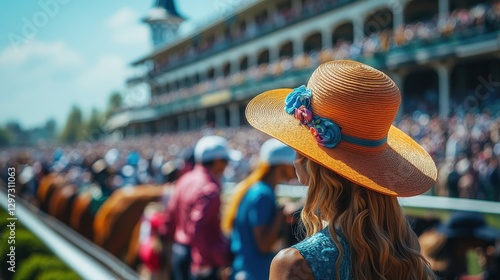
<box><xmin>225</xmin><ymin>183</ymin><xmax>500</xmax><ymax>215</ymax></box>
<box><xmin>0</xmin><ymin>188</ymin><xmax>138</xmax><ymax>280</ymax></box>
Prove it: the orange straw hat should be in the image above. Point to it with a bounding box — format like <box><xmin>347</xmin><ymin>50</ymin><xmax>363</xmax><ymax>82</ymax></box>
<box><xmin>246</xmin><ymin>60</ymin><xmax>437</xmax><ymax>197</ymax></box>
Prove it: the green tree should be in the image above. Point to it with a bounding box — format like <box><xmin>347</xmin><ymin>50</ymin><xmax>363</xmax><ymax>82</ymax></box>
<box><xmin>4</xmin><ymin>121</ymin><xmax>30</xmax><ymax>146</ymax></box>
<box><xmin>5</xmin><ymin>121</ymin><xmax>20</xmax><ymax>145</ymax></box>
<box><xmin>43</xmin><ymin>118</ymin><xmax>57</xmax><ymax>143</ymax></box>
<box><xmin>59</xmin><ymin>105</ymin><xmax>84</xmax><ymax>144</ymax></box>
<box><xmin>45</xmin><ymin>119</ymin><xmax>56</xmax><ymax>136</ymax></box>
<box><xmin>0</xmin><ymin>127</ymin><xmax>11</xmax><ymax>147</ymax></box>
<box><xmin>83</xmin><ymin>108</ymin><xmax>103</xmax><ymax>141</ymax></box>
<box><xmin>106</xmin><ymin>91</ymin><xmax>123</xmax><ymax>118</ymax></box>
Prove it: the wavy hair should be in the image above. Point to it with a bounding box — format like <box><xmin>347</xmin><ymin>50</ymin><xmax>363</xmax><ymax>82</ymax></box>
<box><xmin>299</xmin><ymin>157</ymin><xmax>437</xmax><ymax>280</ymax></box>
<box><xmin>222</xmin><ymin>162</ymin><xmax>271</xmax><ymax>234</ymax></box>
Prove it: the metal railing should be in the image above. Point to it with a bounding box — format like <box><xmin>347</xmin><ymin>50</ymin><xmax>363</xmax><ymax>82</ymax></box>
<box><xmin>1</xmin><ymin>183</ymin><xmax>498</xmax><ymax>280</ymax></box>
<box><xmin>278</xmin><ymin>184</ymin><xmax>500</xmax><ymax>215</ymax></box>
<box><xmin>226</xmin><ymin>183</ymin><xmax>500</xmax><ymax>215</ymax></box>
<box><xmin>0</xmin><ymin>188</ymin><xmax>139</xmax><ymax>280</ymax></box>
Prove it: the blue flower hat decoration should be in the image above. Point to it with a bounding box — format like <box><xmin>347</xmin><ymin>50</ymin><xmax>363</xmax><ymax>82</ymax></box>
<box><xmin>284</xmin><ymin>85</ymin><xmax>342</xmax><ymax>148</ymax></box>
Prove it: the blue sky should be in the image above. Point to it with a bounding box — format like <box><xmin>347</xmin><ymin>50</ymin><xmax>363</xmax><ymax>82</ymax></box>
<box><xmin>0</xmin><ymin>0</ymin><xmax>234</xmax><ymax>129</ymax></box>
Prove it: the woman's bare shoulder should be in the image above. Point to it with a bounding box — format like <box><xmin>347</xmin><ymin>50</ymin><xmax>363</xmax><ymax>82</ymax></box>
<box><xmin>269</xmin><ymin>247</ymin><xmax>314</xmax><ymax>280</ymax></box>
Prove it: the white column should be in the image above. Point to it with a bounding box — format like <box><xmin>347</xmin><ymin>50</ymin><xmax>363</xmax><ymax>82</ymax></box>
<box><xmin>178</xmin><ymin>115</ymin><xmax>188</xmax><ymax>131</ymax></box>
<box><xmin>321</xmin><ymin>28</ymin><xmax>332</xmax><ymax>50</ymax></box>
<box><xmin>214</xmin><ymin>65</ymin><xmax>223</xmax><ymax>79</ymax></box>
<box><xmin>353</xmin><ymin>16</ymin><xmax>364</xmax><ymax>43</ymax></box>
<box><xmin>142</xmin><ymin>122</ymin><xmax>151</xmax><ymax>135</ymax></box>
<box><xmin>439</xmin><ymin>0</ymin><xmax>449</xmax><ymax>21</ymax></box>
<box><xmin>199</xmin><ymin>70</ymin><xmax>208</xmax><ymax>82</ymax></box>
<box><xmin>163</xmin><ymin>119</ymin><xmax>169</xmax><ymax>132</ymax></box>
<box><xmin>269</xmin><ymin>45</ymin><xmax>279</xmax><ymax>63</ymax></box>
<box><xmin>229</xmin><ymin>104</ymin><xmax>240</xmax><ymax>127</ymax></box>
<box><xmin>188</xmin><ymin>113</ymin><xmax>197</xmax><ymax>130</ymax></box>
<box><xmin>435</xmin><ymin>63</ymin><xmax>451</xmax><ymax>119</ymax></box>
<box><xmin>215</xmin><ymin>107</ymin><xmax>226</xmax><ymax>127</ymax></box>
<box><xmin>118</xmin><ymin>128</ymin><xmax>125</xmax><ymax>139</ymax></box>
<box><xmin>248</xmin><ymin>53</ymin><xmax>258</xmax><ymax>68</ymax></box>
<box><xmin>293</xmin><ymin>37</ymin><xmax>304</xmax><ymax>56</ymax></box>
<box><xmin>393</xmin><ymin>4</ymin><xmax>404</xmax><ymax>30</ymax></box>
<box><xmin>197</xmin><ymin>110</ymin><xmax>207</xmax><ymax>128</ymax></box>
<box><xmin>131</xmin><ymin>124</ymin><xmax>137</xmax><ymax>136</ymax></box>
<box><xmin>188</xmin><ymin>73</ymin><xmax>196</xmax><ymax>87</ymax></box>
<box><xmin>230</xmin><ymin>59</ymin><xmax>239</xmax><ymax>74</ymax></box>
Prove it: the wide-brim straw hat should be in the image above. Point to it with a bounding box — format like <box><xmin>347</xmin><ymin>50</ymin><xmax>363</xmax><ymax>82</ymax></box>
<box><xmin>246</xmin><ymin>60</ymin><xmax>437</xmax><ymax>197</ymax></box>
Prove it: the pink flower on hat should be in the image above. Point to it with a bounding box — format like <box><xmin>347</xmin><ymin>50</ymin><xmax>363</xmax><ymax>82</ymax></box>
<box><xmin>294</xmin><ymin>106</ymin><xmax>313</xmax><ymax>124</ymax></box>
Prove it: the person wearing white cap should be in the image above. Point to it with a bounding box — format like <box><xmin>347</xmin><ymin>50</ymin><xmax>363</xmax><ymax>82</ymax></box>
<box><xmin>164</xmin><ymin>135</ymin><xmax>232</xmax><ymax>280</ymax></box>
<box><xmin>221</xmin><ymin>138</ymin><xmax>297</xmax><ymax>280</ymax></box>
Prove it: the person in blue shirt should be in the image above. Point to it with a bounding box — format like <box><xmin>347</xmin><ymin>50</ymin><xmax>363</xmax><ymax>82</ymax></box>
<box><xmin>222</xmin><ymin>138</ymin><xmax>296</xmax><ymax>280</ymax></box>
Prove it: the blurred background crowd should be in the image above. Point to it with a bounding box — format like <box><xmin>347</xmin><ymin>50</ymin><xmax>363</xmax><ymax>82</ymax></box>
<box><xmin>2</xmin><ymin>110</ymin><xmax>499</xmax><ymax>203</ymax></box>
<box><xmin>1</xmin><ymin>111</ymin><xmax>500</xmax><ymax>279</ymax></box>
<box><xmin>1</xmin><ymin>0</ymin><xmax>500</xmax><ymax>279</ymax></box>
<box><xmin>146</xmin><ymin>1</ymin><xmax>500</xmax><ymax>107</ymax></box>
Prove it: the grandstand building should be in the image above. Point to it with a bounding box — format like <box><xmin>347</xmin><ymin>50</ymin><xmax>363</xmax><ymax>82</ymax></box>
<box><xmin>108</xmin><ymin>0</ymin><xmax>500</xmax><ymax>137</ymax></box>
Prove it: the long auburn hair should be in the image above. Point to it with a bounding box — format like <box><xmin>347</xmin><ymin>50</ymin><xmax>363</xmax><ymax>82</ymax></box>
<box><xmin>299</xmin><ymin>157</ymin><xmax>437</xmax><ymax>280</ymax></box>
<box><xmin>222</xmin><ymin>162</ymin><xmax>271</xmax><ymax>234</ymax></box>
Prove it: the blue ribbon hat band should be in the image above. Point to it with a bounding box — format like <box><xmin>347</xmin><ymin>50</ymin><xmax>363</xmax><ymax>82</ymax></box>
<box><xmin>284</xmin><ymin>85</ymin><xmax>388</xmax><ymax>149</ymax></box>
<box><xmin>341</xmin><ymin>135</ymin><xmax>388</xmax><ymax>148</ymax></box>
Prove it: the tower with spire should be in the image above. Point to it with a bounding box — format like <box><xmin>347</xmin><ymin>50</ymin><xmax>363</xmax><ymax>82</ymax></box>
<box><xmin>143</xmin><ymin>0</ymin><xmax>184</xmax><ymax>48</ymax></box>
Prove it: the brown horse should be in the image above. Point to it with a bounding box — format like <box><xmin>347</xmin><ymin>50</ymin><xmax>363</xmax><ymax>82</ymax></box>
<box><xmin>48</xmin><ymin>183</ymin><xmax>78</xmax><ymax>225</ymax></box>
<box><xmin>37</xmin><ymin>173</ymin><xmax>64</xmax><ymax>212</ymax></box>
<box><xmin>37</xmin><ymin>172</ymin><xmax>80</xmax><ymax>228</ymax></box>
<box><xmin>93</xmin><ymin>185</ymin><xmax>169</xmax><ymax>267</ymax></box>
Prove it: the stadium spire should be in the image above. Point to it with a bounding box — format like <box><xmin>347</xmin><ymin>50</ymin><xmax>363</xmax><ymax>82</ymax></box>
<box><xmin>143</xmin><ymin>0</ymin><xmax>185</xmax><ymax>48</ymax></box>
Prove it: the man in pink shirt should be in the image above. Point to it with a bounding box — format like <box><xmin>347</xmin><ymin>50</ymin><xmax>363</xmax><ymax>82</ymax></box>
<box><xmin>165</xmin><ymin>135</ymin><xmax>232</xmax><ymax>280</ymax></box>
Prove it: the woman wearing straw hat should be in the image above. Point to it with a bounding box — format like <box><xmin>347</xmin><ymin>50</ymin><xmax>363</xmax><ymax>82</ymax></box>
<box><xmin>222</xmin><ymin>138</ymin><xmax>297</xmax><ymax>280</ymax></box>
<box><xmin>245</xmin><ymin>60</ymin><xmax>438</xmax><ymax>279</ymax></box>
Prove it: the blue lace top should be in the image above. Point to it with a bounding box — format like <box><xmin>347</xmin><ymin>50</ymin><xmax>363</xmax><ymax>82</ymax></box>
<box><xmin>292</xmin><ymin>227</ymin><xmax>352</xmax><ymax>279</ymax></box>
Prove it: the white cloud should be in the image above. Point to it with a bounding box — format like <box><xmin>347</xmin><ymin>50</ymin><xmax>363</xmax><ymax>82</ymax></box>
<box><xmin>0</xmin><ymin>40</ymin><xmax>131</xmax><ymax>129</ymax></box>
<box><xmin>0</xmin><ymin>39</ymin><xmax>83</xmax><ymax>67</ymax></box>
<box><xmin>0</xmin><ymin>40</ymin><xmax>86</xmax><ymax>128</ymax></box>
<box><xmin>77</xmin><ymin>55</ymin><xmax>126</xmax><ymax>89</ymax></box>
<box><xmin>106</xmin><ymin>7</ymin><xmax>149</xmax><ymax>46</ymax></box>
<box><xmin>76</xmin><ymin>54</ymin><xmax>128</xmax><ymax>101</ymax></box>
<box><xmin>0</xmin><ymin>7</ymin><xmax>153</xmax><ymax>129</ymax></box>
<box><xmin>77</xmin><ymin>54</ymin><xmax>150</xmax><ymax>110</ymax></box>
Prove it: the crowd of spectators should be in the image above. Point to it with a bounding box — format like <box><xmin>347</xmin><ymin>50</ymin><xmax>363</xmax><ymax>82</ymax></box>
<box><xmin>151</xmin><ymin>0</ymin><xmax>349</xmax><ymax>75</ymax></box>
<box><xmin>145</xmin><ymin>1</ymin><xmax>500</xmax><ymax>109</ymax></box>
<box><xmin>0</xmin><ymin>127</ymin><xmax>267</xmax><ymax>201</ymax></box>
<box><xmin>3</xmin><ymin>2</ymin><xmax>500</xmax><ymax>202</ymax></box>
<box><xmin>399</xmin><ymin>110</ymin><xmax>500</xmax><ymax>201</ymax></box>
<box><xmin>1</xmin><ymin>109</ymin><xmax>500</xmax><ymax>202</ymax></box>
<box><xmin>1</xmin><ymin>113</ymin><xmax>499</xmax><ymax>280</ymax></box>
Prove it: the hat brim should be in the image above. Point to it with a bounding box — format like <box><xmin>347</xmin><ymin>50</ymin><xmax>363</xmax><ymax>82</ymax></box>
<box><xmin>246</xmin><ymin>88</ymin><xmax>437</xmax><ymax>197</ymax></box>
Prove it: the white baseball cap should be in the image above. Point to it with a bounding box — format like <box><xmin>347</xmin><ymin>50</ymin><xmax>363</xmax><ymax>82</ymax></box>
<box><xmin>194</xmin><ymin>135</ymin><xmax>230</xmax><ymax>163</ymax></box>
<box><xmin>260</xmin><ymin>138</ymin><xmax>296</xmax><ymax>166</ymax></box>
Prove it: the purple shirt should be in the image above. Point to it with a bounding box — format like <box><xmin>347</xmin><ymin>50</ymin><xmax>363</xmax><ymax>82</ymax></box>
<box><xmin>165</xmin><ymin>164</ymin><xmax>230</xmax><ymax>273</ymax></box>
